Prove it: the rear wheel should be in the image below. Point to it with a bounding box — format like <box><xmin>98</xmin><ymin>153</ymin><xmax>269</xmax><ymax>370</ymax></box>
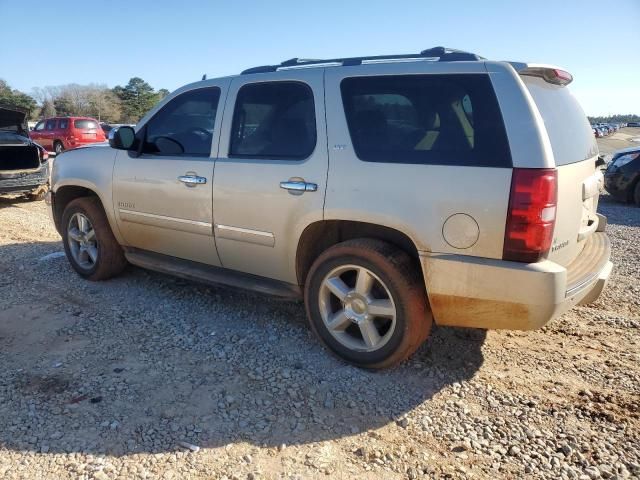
<box><xmin>305</xmin><ymin>238</ymin><xmax>432</xmax><ymax>369</ymax></box>
<box><xmin>61</xmin><ymin>197</ymin><xmax>127</xmax><ymax>280</ymax></box>
<box><xmin>54</xmin><ymin>141</ymin><xmax>64</xmax><ymax>154</ymax></box>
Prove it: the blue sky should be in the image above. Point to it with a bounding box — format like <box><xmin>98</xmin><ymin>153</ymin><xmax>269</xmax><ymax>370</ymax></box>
<box><xmin>1</xmin><ymin>0</ymin><xmax>638</xmax><ymax>116</ymax></box>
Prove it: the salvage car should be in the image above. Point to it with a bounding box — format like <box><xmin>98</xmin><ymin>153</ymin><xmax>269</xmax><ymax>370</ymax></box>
<box><xmin>604</xmin><ymin>146</ymin><xmax>640</xmax><ymax>205</ymax></box>
<box><xmin>48</xmin><ymin>47</ymin><xmax>612</xmax><ymax>368</ymax></box>
<box><xmin>31</xmin><ymin>116</ymin><xmax>106</xmax><ymax>154</ymax></box>
<box><xmin>0</xmin><ymin>105</ymin><xmax>49</xmax><ymax>200</ymax></box>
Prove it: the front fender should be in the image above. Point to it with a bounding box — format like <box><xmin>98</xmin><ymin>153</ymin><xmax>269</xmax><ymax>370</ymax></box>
<box><xmin>51</xmin><ymin>147</ymin><xmax>125</xmax><ymax>245</ymax></box>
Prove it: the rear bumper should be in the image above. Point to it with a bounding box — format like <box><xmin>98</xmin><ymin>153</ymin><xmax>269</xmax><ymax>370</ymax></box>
<box><xmin>421</xmin><ymin>232</ymin><xmax>612</xmax><ymax>330</ymax></box>
<box><xmin>0</xmin><ymin>163</ymin><xmax>49</xmax><ymax>194</ymax></box>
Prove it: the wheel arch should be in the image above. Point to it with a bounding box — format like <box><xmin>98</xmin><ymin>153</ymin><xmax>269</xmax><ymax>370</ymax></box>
<box><xmin>53</xmin><ymin>184</ymin><xmax>104</xmax><ymax>235</ymax></box>
<box><xmin>295</xmin><ymin>220</ymin><xmax>422</xmax><ymax>287</ymax></box>
<box><xmin>628</xmin><ymin>172</ymin><xmax>640</xmax><ymax>204</ymax></box>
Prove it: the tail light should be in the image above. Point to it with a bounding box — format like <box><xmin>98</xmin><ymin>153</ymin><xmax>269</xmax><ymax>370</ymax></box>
<box><xmin>503</xmin><ymin>168</ymin><xmax>557</xmax><ymax>263</ymax></box>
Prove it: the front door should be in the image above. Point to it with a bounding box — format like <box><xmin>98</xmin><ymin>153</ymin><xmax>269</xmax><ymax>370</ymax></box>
<box><xmin>113</xmin><ymin>83</ymin><xmax>228</xmax><ymax>266</ymax></box>
<box><xmin>30</xmin><ymin>120</ymin><xmax>47</xmax><ymax>146</ymax></box>
<box><xmin>213</xmin><ymin>71</ymin><xmax>328</xmax><ymax>283</ymax></box>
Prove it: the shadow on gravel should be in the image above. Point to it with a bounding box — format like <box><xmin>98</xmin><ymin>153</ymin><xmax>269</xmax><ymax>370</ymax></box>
<box><xmin>0</xmin><ymin>195</ymin><xmax>39</xmax><ymax>209</ymax></box>
<box><xmin>598</xmin><ymin>194</ymin><xmax>640</xmax><ymax>227</ymax></box>
<box><xmin>0</xmin><ymin>240</ymin><xmax>486</xmax><ymax>456</ymax></box>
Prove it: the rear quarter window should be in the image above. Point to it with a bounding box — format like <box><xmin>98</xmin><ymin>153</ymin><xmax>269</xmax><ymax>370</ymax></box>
<box><xmin>74</xmin><ymin>119</ymin><xmax>98</xmax><ymax>129</ymax></box>
<box><xmin>522</xmin><ymin>76</ymin><xmax>598</xmax><ymax>166</ymax></box>
<box><xmin>340</xmin><ymin>74</ymin><xmax>512</xmax><ymax>167</ymax></box>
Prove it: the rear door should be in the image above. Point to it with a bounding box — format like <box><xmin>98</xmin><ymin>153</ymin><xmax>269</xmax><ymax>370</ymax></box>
<box><xmin>212</xmin><ymin>71</ymin><xmax>328</xmax><ymax>283</ymax></box>
<box><xmin>521</xmin><ymin>75</ymin><xmax>600</xmax><ymax>267</ymax></box>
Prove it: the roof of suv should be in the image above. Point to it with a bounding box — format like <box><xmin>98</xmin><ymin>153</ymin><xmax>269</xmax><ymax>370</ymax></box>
<box><xmin>241</xmin><ymin>46</ymin><xmax>485</xmax><ymax>75</ymax></box>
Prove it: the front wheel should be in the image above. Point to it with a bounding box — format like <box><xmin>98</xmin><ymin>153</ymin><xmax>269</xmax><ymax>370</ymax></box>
<box><xmin>61</xmin><ymin>197</ymin><xmax>127</xmax><ymax>280</ymax></box>
<box><xmin>305</xmin><ymin>239</ymin><xmax>432</xmax><ymax>369</ymax></box>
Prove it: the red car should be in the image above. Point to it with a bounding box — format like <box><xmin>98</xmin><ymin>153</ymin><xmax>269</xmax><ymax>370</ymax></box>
<box><xmin>30</xmin><ymin>116</ymin><xmax>106</xmax><ymax>154</ymax></box>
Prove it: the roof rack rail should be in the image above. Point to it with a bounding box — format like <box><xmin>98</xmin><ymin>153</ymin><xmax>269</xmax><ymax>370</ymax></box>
<box><xmin>241</xmin><ymin>47</ymin><xmax>483</xmax><ymax>75</ymax></box>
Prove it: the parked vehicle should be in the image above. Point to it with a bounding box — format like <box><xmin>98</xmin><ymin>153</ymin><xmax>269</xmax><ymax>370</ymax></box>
<box><xmin>30</xmin><ymin>116</ymin><xmax>106</xmax><ymax>154</ymax></box>
<box><xmin>592</xmin><ymin>127</ymin><xmax>601</xmax><ymax>138</ymax></box>
<box><xmin>604</xmin><ymin>146</ymin><xmax>640</xmax><ymax>205</ymax></box>
<box><xmin>627</xmin><ymin>122</ymin><xmax>640</xmax><ymax>127</ymax></box>
<box><xmin>0</xmin><ymin>105</ymin><xmax>49</xmax><ymax>200</ymax></box>
<box><xmin>47</xmin><ymin>47</ymin><xmax>612</xmax><ymax>368</ymax></box>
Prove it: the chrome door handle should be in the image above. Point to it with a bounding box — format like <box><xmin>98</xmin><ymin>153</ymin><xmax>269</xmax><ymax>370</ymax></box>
<box><xmin>178</xmin><ymin>175</ymin><xmax>207</xmax><ymax>186</ymax></box>
<box><xmin>280</xmin><ymin>181</ymin><xmax>317</xmax><ymax>192</ymax></box>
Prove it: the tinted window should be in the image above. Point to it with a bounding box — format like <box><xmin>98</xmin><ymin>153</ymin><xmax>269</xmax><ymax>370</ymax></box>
<box><xmin>522</xmin><ymin>76</ymin><xmax>597</xmax><ymax>166</ymax></box>
<box><xmin>58</xmin><ymin>119</ymin><xmax>69</xmax><ymax>129</ymax></box>
<box><xmin>74</xmin><ymin>119</ymin><xmax>98</xmax><ymax>129</ymax></box>
<box><xmin>34</xmin><ymin>121</ymin><xmax>45</xmax><ymax>131</ymax></box>
<box><xmin>142</xmin><ymin>87</ymin><xmax>220</xmax><ymax>156</ymax></box>
<box><xmin>45</xmin><ymin>119</ymin><xmax>56</xmax><ymax>131</ymax></box>
<box><xmin>340</xmin><ymin>74</ymin><xmax>512</xmax><ymax>167</ymax></box>
<box><xmin>229</xmin><ymin>81</ymin><xmax>316</xmax><ymax>159</ymax></box>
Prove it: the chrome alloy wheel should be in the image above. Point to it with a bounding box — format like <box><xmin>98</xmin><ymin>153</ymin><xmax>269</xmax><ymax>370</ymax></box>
<box><xmin>318</xmin><ymin>265</ymin><xmax>397</xmax><ymax>352</ymax></box>
<box><xmin>67</xmin><ymin>212</ymin><xmax>98</xmax><ymax>270</ymax></box>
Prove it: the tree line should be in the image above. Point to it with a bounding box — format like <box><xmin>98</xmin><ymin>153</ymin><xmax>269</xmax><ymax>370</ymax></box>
<box><xmin>588</xmin><ymin>114</ymin><xmax>640</xmax><ymax>124</ymax></box>
<box><xmin>0</xmin><ymin>78</ymin><xmax>169</xmax><ymax>124</ymax></box>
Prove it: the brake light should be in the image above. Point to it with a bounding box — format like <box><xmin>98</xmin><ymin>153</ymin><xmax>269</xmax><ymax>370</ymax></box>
<box><xmin>503</xmin><ymin>168</ymin><xmax>557</xmax><ymax>263</ymax></box>
<box><xmin>548</xmin><ymin>69</ymin><xmax>573</xmax><ymax>84</ymax></box>
<box><xmin>520</xmin><ymin>66</ymin><xmax>573</xmax><ymax>86</ymax></box>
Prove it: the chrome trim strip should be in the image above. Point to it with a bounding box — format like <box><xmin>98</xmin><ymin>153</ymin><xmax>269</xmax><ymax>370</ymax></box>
<box><xmin>119</xmin><ymin>209</ymin><xmax>212</xmax><ymax>228</ymax></box>
<box><xmin>215</xmin><ymin>224</ymin><xmax>274</xmax><ymax>238</ymax></box>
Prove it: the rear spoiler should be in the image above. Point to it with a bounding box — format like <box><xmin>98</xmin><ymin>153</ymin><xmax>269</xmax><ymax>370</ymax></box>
<box><xmin>508</xmin><ymin>62</ymin><xmax>573</xmax><ymax>86</ymax></box>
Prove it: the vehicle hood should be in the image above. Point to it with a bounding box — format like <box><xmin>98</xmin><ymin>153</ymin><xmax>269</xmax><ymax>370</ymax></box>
<box><xmin>613</xmin><ymin>145</ymin><xmax>640</xmax><ymax>156</ymax></box>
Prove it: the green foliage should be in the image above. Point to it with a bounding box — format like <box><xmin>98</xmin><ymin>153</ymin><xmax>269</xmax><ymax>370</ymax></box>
<box><xmin>113</xmin><ymin>77</ymin><xmax>164</xmax><ymax>123</ymax></box>
<box><xmin>588</xmin><ymin>114</ymin><xmax>640</xmax><ymax>124</ymax></box>
<box><xmin>0</xmin><ymin>79</ymin><xmax>37</xmax><ymax>115</ymax></box>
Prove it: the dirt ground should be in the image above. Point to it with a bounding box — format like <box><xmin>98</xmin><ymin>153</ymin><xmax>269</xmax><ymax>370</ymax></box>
<box><xmin>0</xmin><ymin>131</ymin><xmax>638</xmax><ymax>479</ymax></box>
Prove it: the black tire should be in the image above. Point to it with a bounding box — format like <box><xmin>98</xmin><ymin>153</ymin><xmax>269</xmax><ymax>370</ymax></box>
<box><xmin>633</xmin><ymin>181</ymin><xmax>640</xmax><ymax>206</ymax></box>
<box><xmin>54</xmin><ymin>141</ymin><xmax>64</xmax><ymax>154</ymax></box>
<box><xmin>304</xmin><ymin>238</ymin><xmax>432</xmax><ymax>369</ymax></box>
<box><xmin>61</xmin><ymin>197</ymin><xmax>127</xmax><ymax>280</ymax></box>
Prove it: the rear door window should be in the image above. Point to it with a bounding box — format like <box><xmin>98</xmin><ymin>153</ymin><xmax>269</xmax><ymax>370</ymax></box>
<box><xmin>74</xmin><ymin>119</ymin><xmax>98</xmax><ymax>130</ymax></box>
<box><xmin>340</xmin><ymin>74</ymin><xmax>511</xmax><ymax>167</ymax></box>
<box><xmin>58</xmin><ymin>119</ymin><xmax>68</xmax><ymax>129</ymax></box>
<box><xmin>229</xmin><ymin>81</ymin><xmax>316</xmax><ymax>160</ymax></box>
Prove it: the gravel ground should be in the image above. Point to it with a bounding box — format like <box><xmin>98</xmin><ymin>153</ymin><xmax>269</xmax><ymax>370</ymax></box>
<box><xmin>0</xmin><ymin>134</ymin><xmax>638</xmax><ymax>479</ymax></box>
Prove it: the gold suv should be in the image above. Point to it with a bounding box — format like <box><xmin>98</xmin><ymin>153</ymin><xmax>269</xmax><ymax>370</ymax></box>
<box><xmin>48</xmin><ymin>47</ymin><xmax>612</xmax><ymax>368</ymax></box>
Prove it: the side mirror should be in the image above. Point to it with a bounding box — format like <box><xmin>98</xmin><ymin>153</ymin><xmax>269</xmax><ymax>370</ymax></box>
<box><xmin>109</xmin><ymin>126</ymin><xmax>136</xmax><ymax>150</ymax></box>
<box><xmin>595</xmin><ymin>156</ymin><xmax>606</xmax><ymax>168</ymax></box>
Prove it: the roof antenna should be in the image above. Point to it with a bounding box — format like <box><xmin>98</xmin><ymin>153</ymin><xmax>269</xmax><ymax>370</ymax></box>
<box><xmin>202</xmin><ymin>74</ymin><xmax>207</xmax><ymax>80</ymax></box>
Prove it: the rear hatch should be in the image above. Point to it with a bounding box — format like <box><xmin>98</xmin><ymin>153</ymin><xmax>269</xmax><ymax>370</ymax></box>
<box><xmin>520</xmin><ymin>72</ymin><xmax>601</xmax><ymax>267</ymax></box>
<box><xmin>73</xmin><ymin>118</ymin><xmax>102</xmax><ymax>142</ymax></box>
